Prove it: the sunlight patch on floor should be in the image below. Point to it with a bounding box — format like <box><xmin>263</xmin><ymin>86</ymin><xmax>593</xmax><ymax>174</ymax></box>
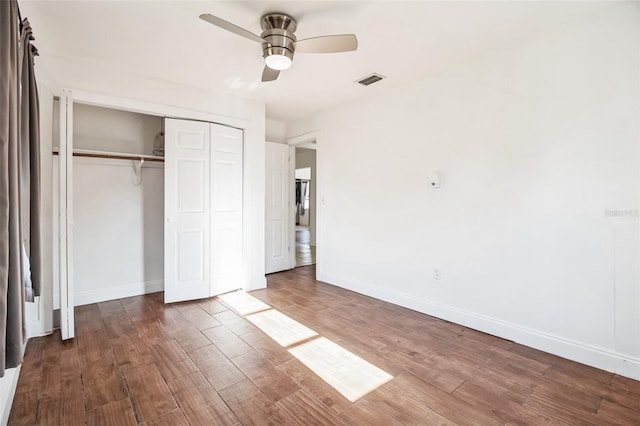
<box><xmin>245</xmin><ymin>308</ymin><xmax>318</xmax><ymax>347</ymax></box>
<box><xmin>220</xmin><ymin>290</ymin><xmax>394</xmax><ymax>401</ymax></box>
<box><xmin>218</xmin><ymin>291</ymin><xmax>271</xmax><ymax>315</ymax></box>
<box><xmin>288</xmin><ymin>337</ymin><xmax>394</xmax><ymax>402</ymax></box>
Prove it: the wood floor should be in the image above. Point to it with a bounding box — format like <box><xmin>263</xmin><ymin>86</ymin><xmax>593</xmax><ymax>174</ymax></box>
<box><xmin>9</xmin><ymin>266</ymin><xmax>640</xmax><ymax>425</ymax></box>
<box><xmin>295</xmin><ymin>226</ymin><xmax>316</xmax><ymax>267</ymax></box>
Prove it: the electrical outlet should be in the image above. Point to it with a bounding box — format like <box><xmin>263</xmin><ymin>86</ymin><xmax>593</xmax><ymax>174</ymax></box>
<box><xmin>433</xmin><ymin>268</ymin><xmax>442</xmax><ymax>280</ymax></box>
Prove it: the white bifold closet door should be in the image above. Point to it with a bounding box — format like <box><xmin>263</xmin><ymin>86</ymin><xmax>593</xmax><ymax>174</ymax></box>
<box><xmin>164</xmin><ymin>118</ymin><xmax>243</xmax><ymax>303</ymax></box>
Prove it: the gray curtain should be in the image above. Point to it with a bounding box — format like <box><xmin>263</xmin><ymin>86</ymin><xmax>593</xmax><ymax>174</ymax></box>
<box><xmin>0</xmin><ymin>0</ymin><xmax>41</xmax><ymax>378</ymax></box>
<box><xmin>20</xmin><ymin>18</ymin><xmax>41</xmax><ymax>302</ymax></box>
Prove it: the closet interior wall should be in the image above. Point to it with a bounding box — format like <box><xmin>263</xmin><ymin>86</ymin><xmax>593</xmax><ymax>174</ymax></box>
<box><xmin>53</xmin><ymin>101</ymin><xmax>164</xmax><ymax>308</ymax></box>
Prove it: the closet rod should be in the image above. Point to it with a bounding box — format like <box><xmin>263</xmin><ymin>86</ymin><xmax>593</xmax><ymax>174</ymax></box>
<box><xmin>52</xmin><ymin>151</ymin><xmax>164</xmax><ymax>163</ymax></box>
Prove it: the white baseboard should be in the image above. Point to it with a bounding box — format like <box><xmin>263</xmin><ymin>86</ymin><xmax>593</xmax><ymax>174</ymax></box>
<box><xmin>0</xmin><ymin>365</ymin><xmax>21</xmax><ymax>426</ymax></box>
<box><xmin>75</xmin><ymin>280</ymin><xmax>164</xmax><ymax>306</ymax></box>
<box><xmin>318</xmin><ymin>271</ymin><xmax>640</xmax><ymax>381</ymax></box>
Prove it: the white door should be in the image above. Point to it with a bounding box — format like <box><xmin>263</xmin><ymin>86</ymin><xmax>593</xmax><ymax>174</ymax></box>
<box><xmin>59</xmin><ymin>90</ymin><xmax>75</xmax><ymax>339</ymax></box>
<box><xmin>210</xmin><ymin>123</ymin><xmax>243</xmax><ymax>296</ymax></box>
<box><xmin>265</xmin><ymin>142</ymin><xmax>290</xmax><ymax>273</ymax></box>
<box><xmin>164</xmin><ymin>119</ymin><xmax>211</xmax><ymax>303</ymax></box>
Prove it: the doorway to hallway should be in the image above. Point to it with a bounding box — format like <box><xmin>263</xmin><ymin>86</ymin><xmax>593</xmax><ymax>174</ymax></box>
<box><xmin>294</xmin><ymin>147</ymin><xmax>316</xmax><ymax>267</ymax></box>
<box><xmin>265</xmin><ymin>133</ymin><xmax>319</xmax><ymax>275</ymax></box>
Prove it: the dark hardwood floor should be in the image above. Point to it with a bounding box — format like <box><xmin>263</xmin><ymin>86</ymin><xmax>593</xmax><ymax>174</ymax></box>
<box><xmin>9</xmin><ymin>266</ymin><xmax>640</xmax><ymax>425</ymax></box>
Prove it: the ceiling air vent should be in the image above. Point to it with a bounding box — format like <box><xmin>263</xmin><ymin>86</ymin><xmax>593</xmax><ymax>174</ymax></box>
<box><xmin>356</xmin><ymin>73</ymin><xmax>385</xmax><ymax>86</ymax></box>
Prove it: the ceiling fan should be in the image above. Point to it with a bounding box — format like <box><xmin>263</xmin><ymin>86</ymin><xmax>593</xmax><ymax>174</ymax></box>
<box><xmin>199</xmin><ymin>12</ymin><xmax>358</xmax><ymax>82</ymax></box>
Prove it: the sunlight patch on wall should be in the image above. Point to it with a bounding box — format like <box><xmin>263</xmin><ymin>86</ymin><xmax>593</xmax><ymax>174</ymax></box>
<box><xmin>288</xmin><ymin>337</ymin><xmax>393</xmax><ymax>402</ymax></box>
<box><xmin>246</xmin><ymin>308</ymin><xmax>318</xmax><ymax>347</ymax></box>
<box><xmin>218</xmin><ymin>291</ymin><xmax>271</xmax><ymax>315</ymax></box>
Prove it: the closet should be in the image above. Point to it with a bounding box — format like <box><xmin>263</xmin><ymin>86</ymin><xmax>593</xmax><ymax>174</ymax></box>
<box><xmin>54</xmin><ymin>101</ymin><xmax>165</xmax><ymax>312</ymax></box>
<box><xmin>55</xmin><ymin>90</ymin><xmax>244</xmax><ymax>339</ymax></box>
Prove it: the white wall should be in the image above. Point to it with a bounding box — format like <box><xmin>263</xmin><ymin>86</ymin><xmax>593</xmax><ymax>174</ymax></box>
<box><xmin>266</xmin><ymin>118</ymin><xmax>287</xmax><ymax>144</ymax></box>
<box><xmin>296</xmin><ymin>149</ymin><xmax>317</xmax><ymax>245</ymax></box>
<box><xmin>74</xmin><ymin>103</ymin><xmax>162</xmax><ymax>154</ymax></box>
<box><xmin>287</xmin><ymin>4</ymin><xmax>640</xmax><ymax>379</ymax></box>
<box><xmin>73</xmin><ymin>157</ymin><xmax>164</xmax><ymax>305</ymax></box>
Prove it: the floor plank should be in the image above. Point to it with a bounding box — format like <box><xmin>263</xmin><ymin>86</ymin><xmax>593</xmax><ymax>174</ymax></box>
<box><xmin>339</xmin><ymin>380</ymin><xmax>433</xmax><ymax>425</ymax></box>
<box><xmin>36</xmin><ymin>382</ymin><xmax>86</xmax><ymax>426</ymax></box>
<box><xmin>110</xmin><ymin>334</ymin><xmax>155</xmax><ymax>372</ymax></box>
<box><xmin>138</xmin><ymin>408</ymin><xmax>189</xmax><ymax>426</ymax></box>
<box><xmin>201</xmin><ymin>326</ymin><xmax>254</xmax><ymax>359</ymax></box>
<box><xmin>148</xmin><ymin>339</ymin><xmax>199</xmax><ymax>382</ymax></box>
<box><xmin>276</xmin><ymin>359</ymin><xmax>352</xmax><ymax>416</ymax></box>
<box><xmin>167</xmin><ymin>371</ymin><xmax>238</xmax><ymax>425</ymax></box>
<box><xmin>123</xmin><ymin>363</ymin><xmax>178</xmax><ymax>423</ymax></box>
<box><xmin>87</xmin><ymin>398</ymin><xmax>137</xmax><ymax>426</ymax></box>
<box><xmin>276</xmin><ymin>389</ymin><xmax>346</xmax><ymax>425</ymax></box>
<box><xmin>82</xmin><ymin>361</ymin><xmax>129</xmax><ymax>411</ymax></box>
<box><xmin>218</xmin><ymin>379</ymin><xmax>286</xmax><ymax>425</ymax></box>
<box><xmin>231</xmin><ymin>350</ymin><xmax>300</xmax><ymax>402</ymax></box>
<box><xmin>188</xmin><ymin>344</ymin><xmax>247</xmax><ymax>391</ymax></box>
<box><xmin>7</xmin><ymin>391</ymin><xmax>38</xmax><ymax>425</ymax></box>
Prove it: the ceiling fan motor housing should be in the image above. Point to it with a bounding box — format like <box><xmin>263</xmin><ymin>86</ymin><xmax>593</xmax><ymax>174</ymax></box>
<box><xmin>261</xmin><ymin>13</ymin><xmax>297</xmax><ymax>62</ymax></box>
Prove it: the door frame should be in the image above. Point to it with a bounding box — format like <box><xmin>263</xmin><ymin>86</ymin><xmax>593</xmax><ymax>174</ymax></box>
<box><xmin>56</xmin><ymin>89</ymin><xmax>259</xmax><ymax>338</ymax></box>
<box><xmin>286</xmin><ymin>131</ymin><xmax>321</xmax><ymax>270</ymax></box>
<box><xmin>58</xmin><ymin>90</ymin><xmax>73</xmax><ymax>339</ymax></box>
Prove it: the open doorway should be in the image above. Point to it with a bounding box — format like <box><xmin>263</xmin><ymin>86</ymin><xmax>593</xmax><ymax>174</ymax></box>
<box><xmin>294</xmin><ymin>146</ymin><xmax>316</xmax><ymax>266</ymax></box>
<box><xmin>265</xmin><ymin>133</ymin><xmax>318</xmax><ymax>274</ymax></box>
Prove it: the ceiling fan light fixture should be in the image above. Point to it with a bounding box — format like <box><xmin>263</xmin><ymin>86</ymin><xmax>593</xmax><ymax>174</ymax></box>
<box><xmin>265</xmin><ymin>54</ymin><xmax>292</xmax><ymax>70</ymax></box>
<box><xmin>200</xmin><ymin>12</ymin><xmax>359</xmax><ymax>82</ymax></box>
<box><xmin>263</xmin><ymin>45</ymin><xmax>294</xmax><ymax>71</ymax></box>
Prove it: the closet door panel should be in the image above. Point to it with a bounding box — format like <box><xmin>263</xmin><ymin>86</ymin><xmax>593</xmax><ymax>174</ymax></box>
<box><xmin>165</xmin><ymin>119</ymin><xmax>211</xmax><ymax>303</ymax></box>
<box><xmin>210</xmin><ymin>124</ymin><xmax>243</xmax><ymax>296</ymax></box>
<box><xmin>177</xmin><ymin>159</ymin><xmax>206</xmax><ymax>212</ymax></box>
<box><xmin>177</xmin><ymin>230</ymin><xmax>205</xmax><ymax>282</ymax></box>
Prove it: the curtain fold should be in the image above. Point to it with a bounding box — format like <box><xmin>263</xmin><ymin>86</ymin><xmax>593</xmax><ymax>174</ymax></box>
<box><xmin>0</xmin><ymin>0</ymin><xmax>41</xmax><ymax>377</ymax></box>
<box><xmin>20</xmin><ymin>18</ymin><xmax>41</xmax><ymax>302</ymax></box>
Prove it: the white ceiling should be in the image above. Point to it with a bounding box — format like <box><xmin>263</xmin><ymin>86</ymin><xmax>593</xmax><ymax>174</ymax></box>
<box><xmin>21</xmin><ymin>1</ymin><xmax>616</xmax><ymax>122</ymax></box>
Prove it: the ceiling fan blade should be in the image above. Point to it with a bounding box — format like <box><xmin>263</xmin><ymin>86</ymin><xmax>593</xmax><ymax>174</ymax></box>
<box><xmin>199</xmin><ymin>13</ymin><xmax>263</xmax><ymax>44</ymax></box>
<box><xmin>295</xmin><ymin>34</ymin><xmax>358</xmax><ymax>54</ymax></box>
<box><xmin>262</xmin><ymin>66</ymin><xmax>280</xmax><ymax>82</ymax></box>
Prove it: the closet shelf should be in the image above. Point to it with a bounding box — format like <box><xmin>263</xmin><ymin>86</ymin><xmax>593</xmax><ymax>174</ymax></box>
<box><xmin>52</xmin><ymin>148</ymin><xmax>164</xmax><ymax>162</ymax></box>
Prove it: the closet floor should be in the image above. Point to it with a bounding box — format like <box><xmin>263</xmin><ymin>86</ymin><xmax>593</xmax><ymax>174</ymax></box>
<box><xmin>9</xmin><ymin>266</ymin><xmax>640</xmax><ymax>425</ymax></box>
